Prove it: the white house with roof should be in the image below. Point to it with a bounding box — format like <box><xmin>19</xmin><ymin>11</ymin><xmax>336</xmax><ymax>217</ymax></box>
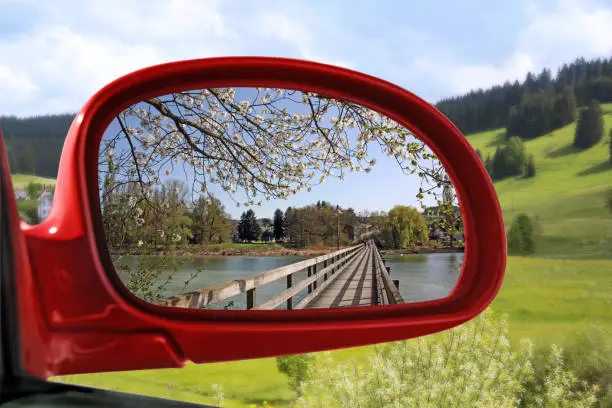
<box><xmin>14</xmin><ymin>188</ymin><xmax>28</xmax><ymax>201</ymax></box>
<box><xmin>37</xmin><ymin>185</ymin><xmax>54</xmax><ymax>221</ymax></box>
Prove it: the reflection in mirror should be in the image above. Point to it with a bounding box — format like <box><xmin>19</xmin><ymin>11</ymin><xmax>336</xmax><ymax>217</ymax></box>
<box><xmin>98</xmin><ymin>87</ymin><xmax>464</xmax><ymax>311</ymax></box>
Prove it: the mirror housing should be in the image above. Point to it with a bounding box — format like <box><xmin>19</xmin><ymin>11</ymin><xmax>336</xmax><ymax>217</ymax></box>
<box><xmin>15</xmin><ymin>57</ymin><xmax>506</xmax><ymax>377</ymax></box>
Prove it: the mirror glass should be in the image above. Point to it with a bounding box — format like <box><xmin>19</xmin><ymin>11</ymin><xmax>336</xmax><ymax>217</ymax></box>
<box><xmin>98</xmin><ymin>87</ymin><xmax>465</xmax><ymax>310</ymax></box>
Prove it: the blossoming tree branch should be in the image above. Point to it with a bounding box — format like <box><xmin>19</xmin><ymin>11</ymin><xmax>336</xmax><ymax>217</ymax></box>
<box><xmin>99</xmin><ymin>88</ymin><xmax>459</xmax><ymax>247</ymax></box>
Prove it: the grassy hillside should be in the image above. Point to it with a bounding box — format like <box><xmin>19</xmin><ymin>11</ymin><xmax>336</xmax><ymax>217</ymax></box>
<box><xmin>468</xmin><ymin>104</ymin><xmax>612</xmax><ymax>260</ymax></box>
<box><xmin>50</xmin><ymin>106</ymin><xmax>612</xmax><ymax>407</ymax></box>
<box><xmin>11</xmin><ymin>173</ymin><xmax>56</xmax><ymax>188</ymax></box>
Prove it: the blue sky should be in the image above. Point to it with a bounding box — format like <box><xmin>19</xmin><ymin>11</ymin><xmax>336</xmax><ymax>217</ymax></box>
<box><xmin>3</xmin><ymin>0</ymin><xmax>612</xmax><ymax>217</ymax></box>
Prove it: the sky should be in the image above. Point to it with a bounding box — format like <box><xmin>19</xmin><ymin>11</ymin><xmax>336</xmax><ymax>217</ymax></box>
<box><xmin>3</xmin><ymin>0</ymin><xmax>612</xmax><ymax>218</ymax></box>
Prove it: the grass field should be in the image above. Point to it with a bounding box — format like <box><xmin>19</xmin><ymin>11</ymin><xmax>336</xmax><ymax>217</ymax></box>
<box><xmin>54</xmin><ymin>108</ymin><xmax>612</xmax><ymax>407</ymax></box>
<box><xmin>467</xmin><ymin>105</ymin><xmax>612</xmax><ymax>259</ymax></box>
<box><xmin>54</xmin><ymin>256</ymin><xmax>612</xmax><ymax>407</ymax></box>
<box><xmin>11</xmin><ymin>173</ymin><xmax>56</xmax><ymax>188</ymax></box>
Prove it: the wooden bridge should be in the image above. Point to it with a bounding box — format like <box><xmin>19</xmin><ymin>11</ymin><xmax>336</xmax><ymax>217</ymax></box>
<box><xmin>158</xmin><ymin>240</ymin><xmax>404</xmax><ymax>310</ymax></box>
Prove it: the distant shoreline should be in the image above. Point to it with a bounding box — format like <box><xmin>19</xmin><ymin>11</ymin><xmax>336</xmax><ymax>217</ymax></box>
<box><xmin>110</xmin><ymin>244</ymin><xmax>464</xmax><ymax>257</ymax></box>
<box><xmin>110</xmin><ymin>246</ymin><xmax>337</xmax><ymax>257</ymax></box>
<box><xmin>380</xmin><ymin>247</ymin><xmax>465</xmax><ymax>255</ymax></box>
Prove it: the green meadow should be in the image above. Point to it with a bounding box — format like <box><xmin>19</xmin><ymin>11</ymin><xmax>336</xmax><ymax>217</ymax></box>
<box><xmin>11</xmin><ymin>173</ymin><xmax>56</xmax><ymax>188</ymax></box>
<box><xmin>54</xmin><ymin>106</ymin><xmax>612</xmax><ymax>407</ymax></box>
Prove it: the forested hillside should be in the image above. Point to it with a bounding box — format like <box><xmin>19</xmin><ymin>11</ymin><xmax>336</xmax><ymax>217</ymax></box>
<box><xmin>0</xmin><ymin>114</ymin><xmax>74</xmax><ymax>178</ymax></box>
<box><xmin>436</xmin><ymin>57</ymin><xmax>612</xmax><ymax>135</ymax></box>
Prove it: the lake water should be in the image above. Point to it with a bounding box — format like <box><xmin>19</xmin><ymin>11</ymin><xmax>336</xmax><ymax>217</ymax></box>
<box><xmin>116</xmin><ymin>252</ymin><xmax>463</xmax><ymax>310</ymax></box>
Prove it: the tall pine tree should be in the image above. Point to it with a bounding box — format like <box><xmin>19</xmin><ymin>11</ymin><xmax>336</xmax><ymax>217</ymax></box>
<box><xmin>574</xmin><ymin>100</ymin><xmax>604</xmax><ymax>149</ymax></box>
<box><xmin>525</xmin><ymin>154</ymin><xmax>536</xmax><ymax>178</ymax></box>
<box><xmin>273</xmin><ymin>208</ymin><xmax>285</xmax><ymax>241</ymax></box>
<box><xmin>237</xmin><ymin>209</ymin><xmax>261</xmax><ymax>242</ymax></box>
<box><xmin>609</xmin><ymin>128</ymin><xmax>612</xmax><ymax>164</ymax></box>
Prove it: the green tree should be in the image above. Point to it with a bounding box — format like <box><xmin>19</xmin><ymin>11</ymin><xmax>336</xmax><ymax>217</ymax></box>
<box><xmin>273</xmin><ymin>208</ymin><xmax>285</xmax><ymax>241</ymax></box>
<box><xmin>24</xmin><ymin>206</ymin><xmax>40</xmax><ymax>225</ymax></box>
<box><xmin>276</xmin><ymin>354</ymin><xmax>315</xmax><ymax>396</ymax></box>
<box><xmin>191</xmin><ymin>195</ymin><xmax>233</xmax><ymax>244</ymax></box>
<box><xmin>387</xmin><ymin>205</ymin><xmax>428</xmax><ymax>249</ymax></box>
<box><xmin>525</xmin><ymin>154</ymin><xmax>536</xmax><ymax>178</ymax></box>
<box><xmin>26</xmin><ymin>182</ymin><xmax>43</xmax><ymax>200</ymax></box>
<box><xmin>552</xmin><ymin>85</ymin><xmax>577</xmax><ymax>128</ymax></box>
<box><xmin>492</xmin><ymin>146</ymin><xmax>507</xmax><ymax>180</ymax></box>
<box><xmin>485</xmin><ymin>153</ymin><xmax>493</xmax><ymax>176</ymax></box>
<box><xmin>237</xmin><ymin>209</ymin><xmax>261</xmax><ymax>242</ymax></box>
<box><xmin>491</xmin><ymin>137</ymin><xmax>528</xmax><ymax>180</ymax></box>
<box><xmin>507</xmin><ymin>213</ymin><xmax>536</xmax><ymax>255</ymax></box>
<box><xmin>609</xmin><ymin>128</ymin><xmax>612</xmax><ymax>164</ymax></box>
<box><xmin>160</xmin><ymin>180</ymin><xmax>193</xmax><ymax>248</ymax></box>
<box><xmin>261</xmin><ymin>230</ymin><xmax>274</xmax><ymax>242</ymax></box>
<box><xmin>505</xmin><ymin>136</ymin><xmax>528</xmax><ymax>175</ymax></box>
<box><xmin>574</xmin><ymin>100</ymin><xmax>604</xmax><ymax>149</ymax></box>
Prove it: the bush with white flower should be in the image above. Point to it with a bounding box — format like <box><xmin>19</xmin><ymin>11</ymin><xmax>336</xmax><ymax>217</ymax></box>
<box><xmin>288</xmin><ymin>309</ymin><xmax>598</xmax><ymax>408</ymax></box>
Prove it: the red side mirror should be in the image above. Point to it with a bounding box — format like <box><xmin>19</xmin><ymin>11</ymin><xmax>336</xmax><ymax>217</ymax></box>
<box><xmin>9</xmin><ymin>57</ymin><xmax>506</xmax><ymax>377</ymax></box>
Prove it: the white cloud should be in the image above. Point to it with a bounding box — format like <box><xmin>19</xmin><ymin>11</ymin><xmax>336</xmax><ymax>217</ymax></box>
<box><xmin>519</xmin><ymin>0</ymin><xmax>612</xmax><ymax>66</ymax></box>
<box><xmin>413</xmin><ymin>52</ymin><xmax>536</xmax><ymax>97</ymax></box>
<box><xmin>0</xmin><ymin>65</ymin><xmax>38</xmax><ymax>104</ymax></box>
<box><xmin>0</xmin><ymin>0</ymin><xmax>240</xmax><ymax>115</ymax></box>
<box><xmin>400</xmin><ymin>0</ymin><xmax>612</xmax><ymax>102</ymax></box>
<box><xmin>0</xmin><ymin>1</ymin><xmax>354</xmax><ymax>115</ymax></box>
<box><xmin>1</xmin><ymin>0</ymin><xmax>612</xmax><ymax>115</ymax></box>
<box><xmin>256</xmin><ymin>11</ymin><xmax>353</xmax><ymax>68</ymax></box>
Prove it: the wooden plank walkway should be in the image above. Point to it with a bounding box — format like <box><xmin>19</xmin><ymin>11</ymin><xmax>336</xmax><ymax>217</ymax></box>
<box><xmin>156</xmin><ymin>241</ymin><xmax>404</xmax><ymax>310</ymax></box>
<box><xmin>302</xmin><ymin>244</ymin><xmax>377</xmax><ymax>309</ymax></box>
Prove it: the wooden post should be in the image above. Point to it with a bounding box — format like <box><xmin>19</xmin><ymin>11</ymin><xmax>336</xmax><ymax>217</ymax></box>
<box><xmin>393</xmin><ymin>280</ymin><xmax>400</xmax><ymax>289</ymax></box>
<box><xmin>312</xmin><ymin>264</ymin><xmax>318</xmax><ymax>291</ymax></box>
<box><xmin>247</xmin><ymin>288</ymin><xmax>256</xmax><ymax>310</ymax></box>
<box><xmin>307</xmin><ymin>266</ymin><xmax>312</xmax><ymax>294</ymax></box>
<box><xmin>386</xmin><ymin>266</ymin><xmax>391</xmax><ymax>274</ymax></box>
<box><xmin>323</xmin><ymin>259</ymin><xmax>328</xmax><ymax>281</ymax></box>
<box><xmin>286</xmin><ymin>274</ymin><xmax>293</xmax><ymax>310</ymax></box>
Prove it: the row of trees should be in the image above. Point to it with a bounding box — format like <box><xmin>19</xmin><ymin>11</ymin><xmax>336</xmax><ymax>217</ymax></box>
<box><xmin>103</xmin><ymin>178</ymin><xmax>460</xmax><ymax>251</ymax></box>
<box><xmin>474</xmin><ymin>98</ymin><xmax>610</xmax><ymax>183</ymax></box>
<box><xmin>233</xmin><ymin>202</ymin><xmax>358</xmax><ymax>247</ymax></box>
<box><xmin>102</xmin><ymin>179</ymin><xmax>234</xmax><ymax>250</ymax></box>
<box><xmin>231</xmin><ymin>199</ymin><xmax>464</xmax><ymax>250</ymax></box>
<box><xmin>506</xmin><ymin>86</ymin><xmax>577</xmax><ymax>140</ymax></box>
<box><xmin>366</xmin><ymin>206</ymin><xmax>428</xmax><ymax>249</ymax></box>
<box><xmin>283</xmin><ymin>201</ymin><xmax>357</xmax><ymax>248</ymax></box>
<box><xmin>437</xmin><ymin>57</ymin><xmax>612</xmax><ymax>135</ymax></box>
<box><xmin>1</xmin><ymin>114</ymin><xmax>72</xmax><ymax>178</ymax></box>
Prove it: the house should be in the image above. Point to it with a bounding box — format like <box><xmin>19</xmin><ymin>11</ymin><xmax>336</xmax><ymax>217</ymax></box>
<box><xmin>14</xmin><ymin>188</ymin><xmax>28</xmax><ymax>201</ymax></box>
<box><xmin>37</xmin><ymin>185</ymin><xmax>54</xmax><ymax>221</ymax></box>
<box><xmin>422</xmin><ymin>205</ymin><xmax>463</xmax><ymax>242</ymax></box>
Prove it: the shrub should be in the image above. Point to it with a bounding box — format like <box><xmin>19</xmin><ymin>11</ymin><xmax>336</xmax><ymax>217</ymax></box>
<box><xmin>293</xmin><ymin>309</ymin><xmax>598</xmax><ymax>407</ymax></box>
<box><xmin>26</xmin><ymin>181</ymin><xmax>43</xmax><ymax>200</ymax></box>
<box><xmin>276</xmin><ymin>353</ymin><xmax>315</xmax><ymax>396</ymax></box>
<box><xmin>508</xmin><ymin>213</ymin><xmax>536</xmax><ymax>255</ymax></box>
<box><xmin>563</xmin><ymin>327</ymin><xmax>612</xmax><ymax>406</ymax></box>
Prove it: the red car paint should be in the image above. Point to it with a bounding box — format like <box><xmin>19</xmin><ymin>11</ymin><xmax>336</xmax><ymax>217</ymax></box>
<box><xmin>1</xmin><ymin>57</ymin><xmax>506</xmax><ymax>378</ymax></box>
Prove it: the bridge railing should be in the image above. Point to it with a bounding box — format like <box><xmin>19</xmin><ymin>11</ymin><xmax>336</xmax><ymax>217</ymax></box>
<box><xmin>157</xmin><ymin>244</ymin><xmax>365</xmax><ymax>310</ymax></box>
<box><xmin>371</xmin><ymin>244</ymin><xmax>404</xmax><ymax>304</ymax></box>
